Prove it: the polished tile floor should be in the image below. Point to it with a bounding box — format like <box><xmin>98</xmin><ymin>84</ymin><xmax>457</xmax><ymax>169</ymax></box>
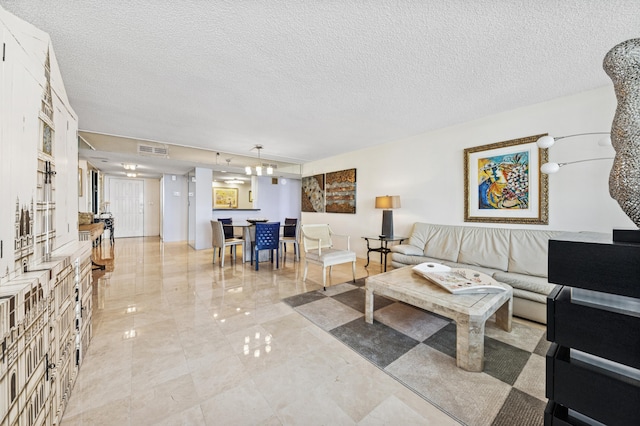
<box><xmin>62</xmin><ymin>237</ymin><xmax>459</xmax><ymax>425</ymax></box>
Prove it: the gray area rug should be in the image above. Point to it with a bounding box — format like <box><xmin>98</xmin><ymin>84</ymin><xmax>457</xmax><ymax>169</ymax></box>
<box><xmin>283</xmin><ymin>278</ymin><xmax>549</xmax><ymax>426</ymax></box>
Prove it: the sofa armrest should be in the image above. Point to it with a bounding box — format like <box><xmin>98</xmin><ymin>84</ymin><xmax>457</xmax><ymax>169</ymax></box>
<box><xmin>391</xmin><ymin>245</ymin><xmax>423</xmax><ymax>256</ymax></box>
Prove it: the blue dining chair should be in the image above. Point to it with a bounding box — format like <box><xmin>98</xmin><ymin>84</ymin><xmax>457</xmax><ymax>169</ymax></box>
<box><xmin>252</xmin><ymin>222</ymin><xmax>280</xmax><ymax>270</ymax></box>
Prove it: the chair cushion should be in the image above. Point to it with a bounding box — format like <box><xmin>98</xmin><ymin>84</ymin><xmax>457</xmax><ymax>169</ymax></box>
<box><xmin>305</xmin><ymin>248</ymin><xmax>355</xmax><ymax>265</ymax></box>
<box><xmin>78</xmin><ymin>212</ymin><xmax>94</xmax><ymax>225</ymax></box>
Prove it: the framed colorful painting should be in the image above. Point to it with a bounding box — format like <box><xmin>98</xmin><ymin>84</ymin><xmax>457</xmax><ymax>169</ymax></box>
<box><xmin>213</xmin><ymin>187</ymin><xmax>238</xmax><ymax>209</ymax></box>
<box><xmin>464</xmin><ymin>134</ymin><xmax>548</xmax><ymax>224</ymax></box>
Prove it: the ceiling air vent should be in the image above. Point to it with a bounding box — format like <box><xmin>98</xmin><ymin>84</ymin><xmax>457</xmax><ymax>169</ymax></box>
<box><xmin>137</xmin><ymin>143</ymin><xmax>169</xmax><ymax>157</ymax></box>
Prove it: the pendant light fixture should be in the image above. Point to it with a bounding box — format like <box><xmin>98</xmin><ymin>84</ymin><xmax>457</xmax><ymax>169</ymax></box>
<box><xmin>245</xmin><ymin>144</ymin><xmax>274</xmax><ymax>176</ymax></box>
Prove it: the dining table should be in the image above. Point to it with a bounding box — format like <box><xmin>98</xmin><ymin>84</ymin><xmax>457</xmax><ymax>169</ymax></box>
<box><xmin>222</xmin><ymin>220</ymin><xmax>296</xmax><ymax>263</ymax></box>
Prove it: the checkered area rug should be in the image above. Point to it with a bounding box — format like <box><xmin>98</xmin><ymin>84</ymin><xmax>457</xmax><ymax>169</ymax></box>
<box><xmin>283</xmin><ymin>278</ymin><xmax>549</xmax><ymax>426</ymax></box>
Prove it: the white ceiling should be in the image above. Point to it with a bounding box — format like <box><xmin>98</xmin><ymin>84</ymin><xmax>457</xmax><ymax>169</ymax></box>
<box><xmin>3</xmin><ymin>1</ymin><xmax>639</xmax><ymax>178</ymax></box>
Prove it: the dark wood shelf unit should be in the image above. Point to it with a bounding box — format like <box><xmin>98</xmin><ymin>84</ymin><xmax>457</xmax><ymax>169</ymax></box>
<box><xmin>545</xmin><ymin>231</ymin><xmax>640</xmax><ymax>426</ymax></box>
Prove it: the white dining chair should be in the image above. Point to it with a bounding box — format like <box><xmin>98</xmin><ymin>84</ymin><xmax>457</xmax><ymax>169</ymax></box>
<box><xmin>211</xmin><ymin>220</ymin><xmax>244</xmax><ymax>267</ymax></box>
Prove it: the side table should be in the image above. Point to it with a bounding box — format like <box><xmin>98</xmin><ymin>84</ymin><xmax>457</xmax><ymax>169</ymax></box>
<box><xmin>362</xmin><ymin>235</ymin><xmax>406</xmax><ymax>272</ymax></box>
<box><xmin>94</xmin><ymin>216</ymin><xmax>115</xmax><ymax>244</ymax></box>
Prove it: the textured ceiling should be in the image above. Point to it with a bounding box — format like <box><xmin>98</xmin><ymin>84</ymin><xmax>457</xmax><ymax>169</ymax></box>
<box><xmin>2</xmin><ymin>1</ymin><xmax>639</xmax><ymax>178</ymax></box>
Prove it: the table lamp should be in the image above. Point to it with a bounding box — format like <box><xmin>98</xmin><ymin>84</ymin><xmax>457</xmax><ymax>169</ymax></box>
<box><xmin>375</xmin><ymin>195</ymin><xmax>400</xmax><ymax>238</ymax></box>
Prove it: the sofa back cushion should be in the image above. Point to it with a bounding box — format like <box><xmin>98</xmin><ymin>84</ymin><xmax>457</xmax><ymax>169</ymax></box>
<box><xmin>409</xmin><ymin>223</ymin><xmax>462</xmax><ymax>262</ymax></box>
<box><xmin>458</xmin><ymin>226</ymin><xmax>510</xmax><ymax>271</ymax></box>
<box><xmin>508</xmin><ymin>230</ymin><xmax>559</xmax><ymax>277</ymax></box>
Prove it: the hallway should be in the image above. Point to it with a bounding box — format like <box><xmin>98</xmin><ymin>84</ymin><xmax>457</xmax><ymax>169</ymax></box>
<box><xmin>62</xmin><ymin>237</ymin><xmax>456</xmax><ymax>425</ymax></box>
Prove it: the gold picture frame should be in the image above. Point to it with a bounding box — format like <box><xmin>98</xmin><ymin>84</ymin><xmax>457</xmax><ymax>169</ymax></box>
<box><xmin>464</xmin><ymin>134</ymin><xmax>548</xmax><ymax>224</ymax></box>
<box><xmin>213</xmin><ymin>187</ymin><xmax>238</xmax><ymax>209</ymax></box>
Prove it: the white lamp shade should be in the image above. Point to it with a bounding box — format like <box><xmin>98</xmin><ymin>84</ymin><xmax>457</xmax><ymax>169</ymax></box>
<box><xmin>245</xmin><ymin>166</ymin><xmax>252</xmax><ymax>175</ymax></box>
<box><xmin>536</xmin><ymin>136</ymin><xmax>555</xmax><ymax>148</ymax></box>
<box><xmin>540</xmin><ymin>162</ymin><xmax>560</xmax><ymax>174</ymax></box>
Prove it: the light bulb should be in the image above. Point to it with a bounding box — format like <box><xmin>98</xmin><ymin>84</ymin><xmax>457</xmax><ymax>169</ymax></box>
<box><xmin>255</xmin><ymin>166</ymin><xmax>262</xmax><ymax>176</ymax></box>
<box><xmin>598</xmin><ymin>136</ymin><xmax>612</xmax><ymax>146</ymax></box>
<box><xmin>540</xmin><ymin>162</ymin><xmax>560</xmax><ymax>174</ymax></box>
<box><xmin>266</xmin><ymin>166</ymin><xmax>273</xmax><ymax>175</ymax></box>
<box><xmin>536</xmin><ymin>136</ymin><xmax>555</xmax><ymax>149</ymax></box>
<box><xmin>245</xmin><ymin>166</ymin><xmax>252</xmax><ymax>175</ymax></box>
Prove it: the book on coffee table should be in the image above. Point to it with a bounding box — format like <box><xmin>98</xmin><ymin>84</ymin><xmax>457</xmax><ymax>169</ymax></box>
<box><xmin>412</xmin><ymin>264</ymin><xmax>506</xmax><ymax>294</ymax></box>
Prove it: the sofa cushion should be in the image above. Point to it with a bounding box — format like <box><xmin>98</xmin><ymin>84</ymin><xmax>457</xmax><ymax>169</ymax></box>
<box><xmin>439</xmin><ymin>261</ymin><xmax>502</xmax><ymax>277</ymax></box>
<box><xmin>407</xmin><ymin>223</ymin><xmax>432</xmax><ymax>251</ymax></box>
<box><xmin>493</xmin><ymin>271</ymin><xmax>555</xmax><ymax>296</ymax></box>
<box><xmin>390</xmin><ymin>253</ymin><xmax>444</xmax><ymax>266</ymax></box>
<box><xmin>512</xmin><ymin>287</ymin><xmax>548</xmax><ymax>304</ymax></box>
<box><xmin>458</xmin><ymin>226</ymin><xmax>510</xmax><ymax>271</ymax></box>
<box><xmin>422</xmin><ymin>225</ymin><xmax>463</xmax><ymax>262</ymax></box>
<box><xmin>508</xmin><ymin>230</ymin><xmax>559</xmax><ymax>277</ymax></box>
<box><xmin>408</xmin><ymin>223</ymin><xmax>462</xmax><ymax>262</ymax></box>
<box><xmin>391</xmin><ymin>244</ymin><xmax>423</xmax><ymax>256</ymax></box>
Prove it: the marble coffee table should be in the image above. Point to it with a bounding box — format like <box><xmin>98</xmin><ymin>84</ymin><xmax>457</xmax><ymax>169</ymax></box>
<box><xmin>365</xmin><ymin>265</ymin><xmax>513</xmax><ymax>372</ymax></box>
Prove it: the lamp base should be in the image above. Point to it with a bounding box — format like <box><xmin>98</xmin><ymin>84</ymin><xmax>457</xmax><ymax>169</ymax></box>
<box><xmin>381</xmin><ymin>210</ymin><xmax>394</xmax><ymax>237</ymax></box>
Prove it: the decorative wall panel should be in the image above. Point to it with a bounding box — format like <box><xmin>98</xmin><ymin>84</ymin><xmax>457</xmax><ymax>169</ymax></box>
<box><xmin>301</xmin><ymin>174</ymin><xmax>325</xmax><ymax>213</ymax></box>
<box><xmin>325</xmin><ymin>168</ymin><xmax>357</xmax><ymax>214</ymax></box>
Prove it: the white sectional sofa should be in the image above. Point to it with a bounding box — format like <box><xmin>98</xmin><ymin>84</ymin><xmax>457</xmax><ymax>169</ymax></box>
<box><xmin>390</xmin><ymin>222</ymin><xmax>595</xmax><ymax>324</ymax></box>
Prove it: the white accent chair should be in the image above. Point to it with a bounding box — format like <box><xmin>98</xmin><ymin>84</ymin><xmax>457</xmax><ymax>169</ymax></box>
<box><xmin>301</xmin><ymin>224</ymin><xmax>356</xmax><ymax>290</ymax></box>
<box><xmin>211</xmin><ymin>220</ymin><xmax>243</xmax><ymax>267</ymax></box>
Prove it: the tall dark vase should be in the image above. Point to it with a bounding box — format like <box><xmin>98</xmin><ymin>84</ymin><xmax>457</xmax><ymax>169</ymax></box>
<box><xmin>603</xmin><ymin>38</ymin><xmax>640</xmax><ymax>228</ymax></box>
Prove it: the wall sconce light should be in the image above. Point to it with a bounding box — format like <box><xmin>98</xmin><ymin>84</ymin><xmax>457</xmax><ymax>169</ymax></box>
<box><xmin>540</xmin><ymin>158</ymin><xmax>614</xmax><ymax>174</ymax></box>
<box><xmin>536</xmin><ymin>133</ymin><xmax>611</xmax><ymax>148</ymax></box>
<box><xmin>375</xmin><ymin>195</ymin><xmax>401</xmax><ymax>237</ymax></box>
<box><xmin>538</xmin><ymin>132</ymin><xmax>614</xmax><ymax>174</ymax></box>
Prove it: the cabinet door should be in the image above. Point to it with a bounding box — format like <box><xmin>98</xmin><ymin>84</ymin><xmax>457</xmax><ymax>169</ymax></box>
<box><xmin>0</xmin><ymin>26</ymin><xmax>17</xmax><ymax>279</ymax></box>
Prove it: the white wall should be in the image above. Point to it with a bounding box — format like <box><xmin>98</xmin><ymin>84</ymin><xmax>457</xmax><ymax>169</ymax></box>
<box><xmin>144</xmin><ymin>179</ymin><xmax>160</xmax><ymax>236</ymax></box>
<box><xmin>253</xmin><ymin>176</ymin><xmax>302</xmax><ymax>224</ymax></box>
<box><xmin>302</xmin><ymin>86</ymin><xmax>635</xmax><ymax>259</ymax></box>
<box><xmin>161</xmin><ymin>174</ymin><xmax>189</xmax><ymax>242</ymax></box>
<box><xmin>193</xmin><ymin>167</ymin><xmax>213</xmax><ymax>249</ymax></box>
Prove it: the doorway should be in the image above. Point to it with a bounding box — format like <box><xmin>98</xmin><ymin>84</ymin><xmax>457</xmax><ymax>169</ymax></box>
<box><xmin>108</xmin><ymin>178</ymin><xmax>144</xmax><ymax>237</ymax></box>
